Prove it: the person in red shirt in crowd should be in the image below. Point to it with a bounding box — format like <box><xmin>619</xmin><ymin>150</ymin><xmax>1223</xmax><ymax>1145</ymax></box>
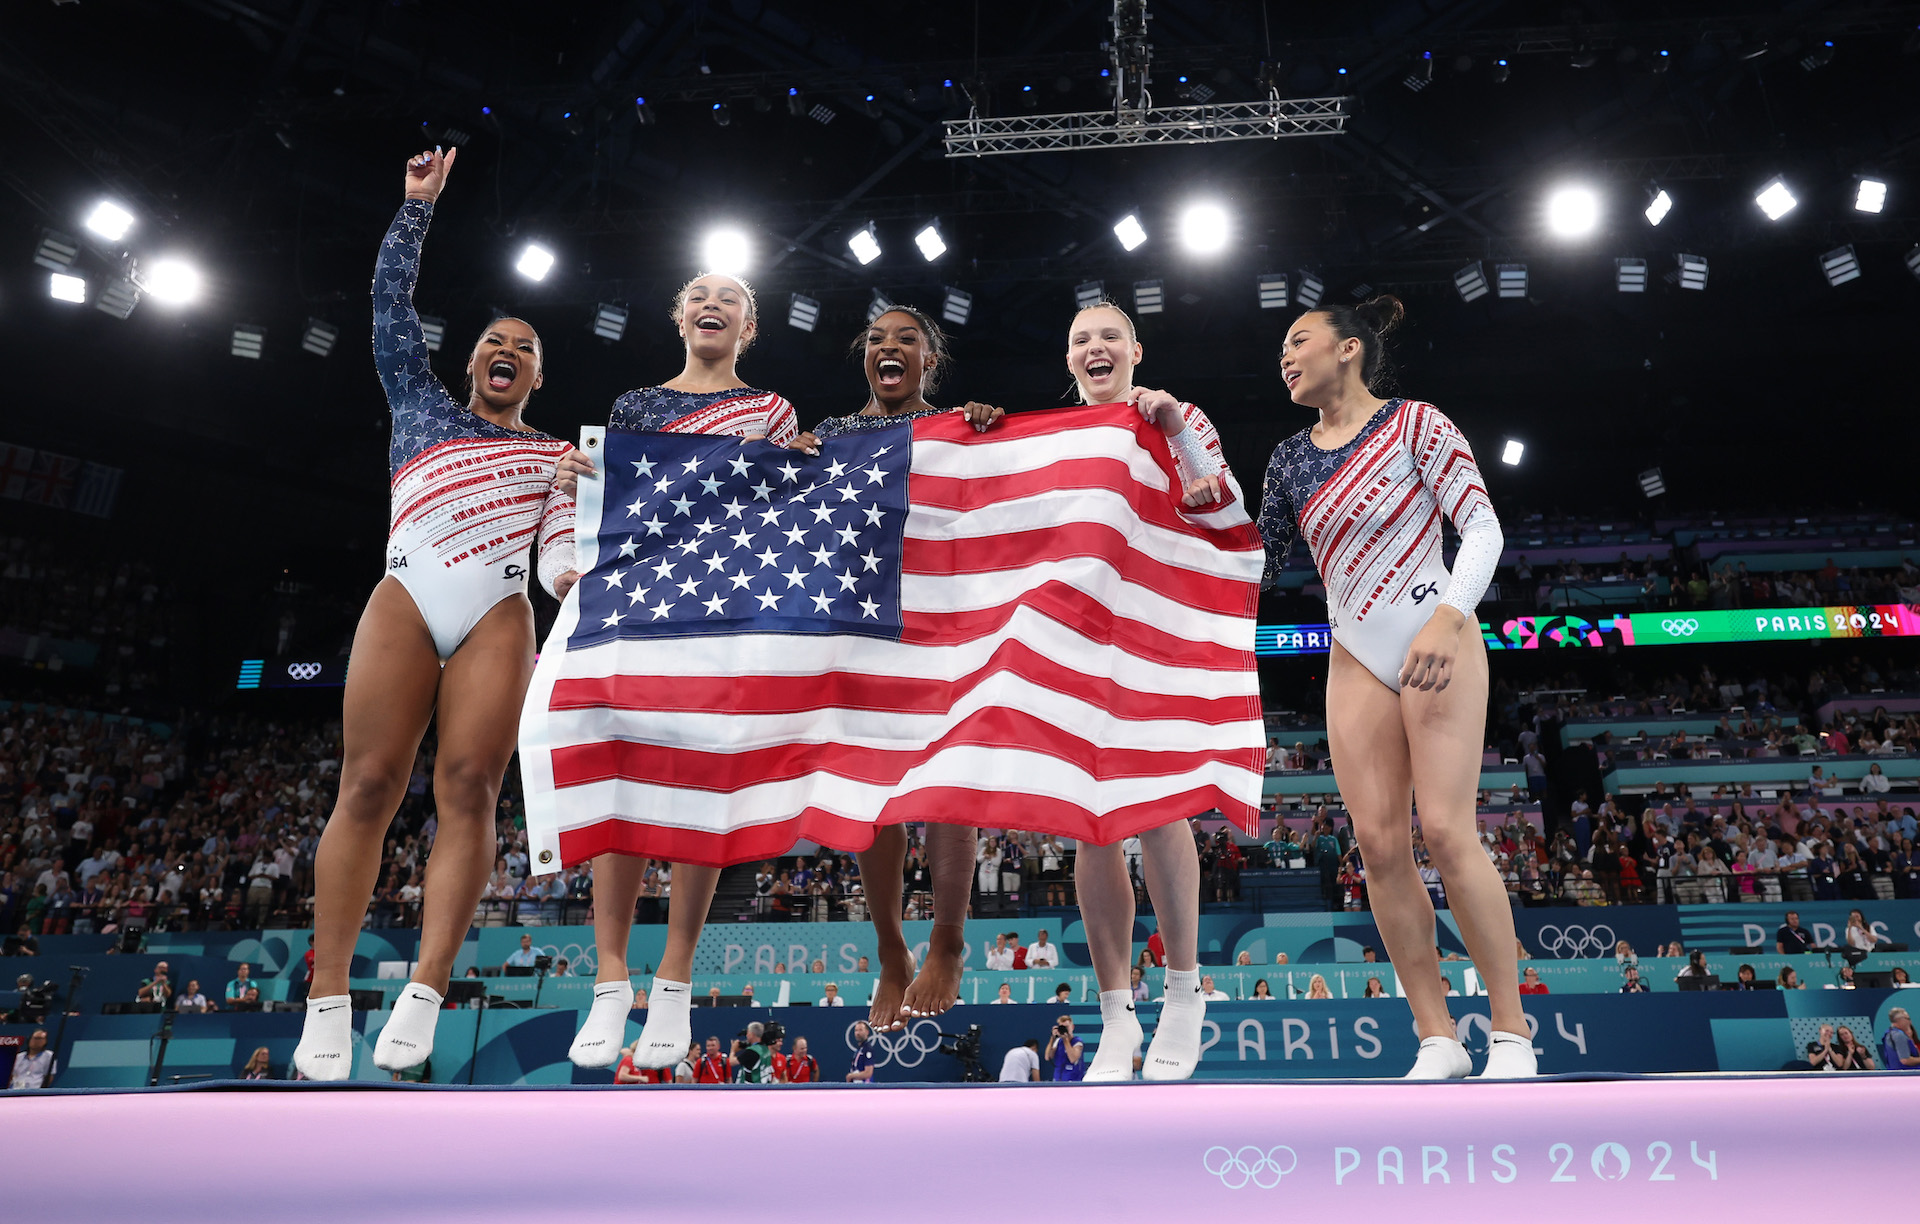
<box><xmin>1518</xmin><ymin>967</ymin><xmax>1550</xmax><ymax>995</ymax></box>
<box><xmin>693</xmin><ymin>1036</ymin><xmax>729</xmax><ymax>1084</ymax></box>
<box><xmin>1146</xmin><ymin>929</ymin><xmax>1166</xmax><ymax>968</ymax></box>
<box><xmin>1010</xmin><ymin>934</ymin><xmax>1029</xmax><ymax>971</ymax></box>
<box><xmin>614</xmin><ymin>1045</ymin><xmax>646</xmax><ymax>1084</ymax></box>
<box><xmin>783</xmin><ymin>1036</ymin><xmax>821</xmax><ymax>1084</ymax></box>
<box><xmin>766</xmin><ymin>1034</ymin><xmax>791</xmax><ymax>1084</ymax></box>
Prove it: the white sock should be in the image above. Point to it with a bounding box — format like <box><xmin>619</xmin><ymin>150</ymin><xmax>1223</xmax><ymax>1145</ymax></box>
<box><xmin>1477</xmin><ymin>1030</ymin><xmax>1539</xmax><ymax>1080</ymax></box>
<box><xmin>293</xmin><ymin>994</ymin><xmax>354</xmax><ymax>1082</ymax></box>
<box><xmin>631</xmin><ymin>977</ymin><xmax>692</xmax><ymax>1069</ymax></box>
<box><xmin>373</xmin><ymin>983</ymin><xmax>442</xmax><ymax>1072</ymax></box>
<box><xmin>1084</xmin><ymin>990</ymin><xmax>1143</xmax><ymax>1082</ymax></box>
<box><xmin>1404</xmin><ymin>1035</ymin><xmax>1472</xmax><ymax>1080</ymax></box>
<box><xmin>1143</xmin><ymin>968</ymin><xmax>1205</xmax><ymax>1081</ymax></box>
<box><xmin>569</xmin><ymin>980</ymin><xmax>635</xmax><ymax>1068</ymax></box>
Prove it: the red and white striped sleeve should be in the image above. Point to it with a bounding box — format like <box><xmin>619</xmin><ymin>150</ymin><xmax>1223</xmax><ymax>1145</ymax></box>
<box><xmin>762</xmin><ymin>393</ymin><xmax>800</xmax><ymax>447</ymax></box>
<box><xmin>1407</xmin><ymin>401</ymin><xmax>1502</xmax><ymax>616</ymax></box>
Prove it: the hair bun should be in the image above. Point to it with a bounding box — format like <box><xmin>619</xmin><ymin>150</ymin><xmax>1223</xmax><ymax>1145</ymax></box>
<box><xmin>1355</xmin><ymin>294</ymin><xmax>1405</xmax><ymax>338</ymax></box>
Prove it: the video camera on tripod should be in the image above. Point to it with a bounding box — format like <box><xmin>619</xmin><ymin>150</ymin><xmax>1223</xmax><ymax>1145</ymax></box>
<box><xmin>937</xmin><ymin>1024</ymin><xmax>987</xmax><ymax>1082</ymax></box>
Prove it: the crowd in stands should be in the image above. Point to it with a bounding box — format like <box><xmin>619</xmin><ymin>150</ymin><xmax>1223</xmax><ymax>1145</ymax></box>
<box><xmin>0</xmin><ymin>534</ymin><xmax>177</xmax><ymax>706</ymax></box>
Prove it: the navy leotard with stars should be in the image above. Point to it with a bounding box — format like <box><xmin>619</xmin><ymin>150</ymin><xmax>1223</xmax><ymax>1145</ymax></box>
<box><xmin>811</xmin><ymin>405</ymin><xmax>948</xmax><ymax>440</ymax></box>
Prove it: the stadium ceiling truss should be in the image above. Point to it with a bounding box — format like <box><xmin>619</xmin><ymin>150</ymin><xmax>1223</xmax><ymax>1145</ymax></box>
<box><xmin>941</xmin><ymin>95</ymin><xmax>1350</xmax><ymax>157</ymax></box>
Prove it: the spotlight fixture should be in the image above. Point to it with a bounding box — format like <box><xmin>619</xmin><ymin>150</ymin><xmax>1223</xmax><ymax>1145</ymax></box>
<box><xmin>33</xmin><ymin>229</ymin><xmax>79</xmax><ymax>272</ymax></box>
<box><xmin>700</xmin><ymin>227</ymin><xmax>751</xmax><ymax>275</ymax></box>
<box><xmin>418</xmin><ymin>315</ymin><xmax>447</xmax><ymax>351</ymax></box>
<box><xmin>913</xmin><ymin>222</ymin><xmax>947</xmax><ymax>262</ymax></box>
<box><xmin>1820</xmin><ymin>244</ymin><xmax>1861</xmax><ymax>287</ymax></box>
<box><xmin>301</xmin><ymin>318</ymin><xmax>339</xmax><ymax>357</ymax></box>
<box><xmin>1177</xmin><ymin>202</ymin><xmax>1230</xmax><ymax>255</ymax></box>
<box><xmin>95</xmin><ymin>277</ymin><xmax>139</xmax><ymax>319</ymax></box>
<box><xmin>1676</xmin><ymin>254</ymin><xmax>1708</xmax><ymax>291</ymax></box>
<box><xmin>1546</xmin><ymin>186</ymin><xmax>1600</xmax><ymax>237</ymax></box>
<box><xmin>1257</xmin><ymin>273</ymin><xmax>1289</xmax><ymax>310</ymax></box>
<box><xmin>808</xmin><ymin>103</ymin><xmax>836</xmax><ymax>125</ymax></box>
<box><xmin>1638</xmin><ymin>468</ymin><xmax>1666</xmax><ymax>499</ymax></box>
<box><xmin>847</xmin><ymin>224</ymin><xmax>883</xmax><ymax>266</ymax></box>
<box><xmin>1500</xmin><ymin>440</ymin><xmax>1525</xmax><ymax>466</ymax></box>
<box><xmin>1495</xmin><ymin>263</ymin><xmax>1528</xmax><ymax>298</ymax></box>
<box><xmin>1294</xmin><ymin>271</ymin><xmax>1324</xmax><ymax>309</ymax></box>
<box><xmin>711</xmin><ymin>101</ymin><xmax>731</xmax><ymax>127</ymax></box>
<box><xmin>1854</xmin><ymin>178</ymin><xmax>1887</xmax><ymax>214</ymax></box>
<box><xmin>515</xmin><ymin>243</ymin><xmax>556</xmax><ymax>281</ymax></box>
<box><xmin>634</xmin><ymin>97</ymin><xmax>655</xmax><ymax>126</ymax></box>
<box><xmin>1113</xmin><ymin>213</ymin><xmax>1148</xmax><ymax>251</ymax></box>
<box><xmin>866</xmin><ymin>291</ymin><xmax>893</xmax><ymax>323</ymax></box>
<box><xmin>562</xmin><ymin>111</ymin><xmax>585</xmax><ymax>137</ymax></box>
<box><xmin>1402</xmin><ymin>51</ymin><xmax>1434</xmax><ymax>92</ymax></box>
<box><xmin>1800</xmin><ymin>41</ymin><xmax>1835</xmax><ymax>71</ymax></box>
<box><xmin>1133</xmin><ymin>279</ymin><xmax>1165</xmax><ymax>315</ymax></box>
<box><xmin>592</xmin><ymin>302</ymin><xmax>630</xmax><ymax>342</ymax></box>
<box><xmin>785</xmin><ymin>88</ymin><xmax>805</xmax><ymax>118</ymax></box>
<box><xmin>84</xmin><ymin>200</ymin><xmax>134</xmax><ymax>242</ymax></box>
<box><xmin>941</xmin><ymin>287</ymin><xmax>972</xmax><ymax>326</ymax></box>
<box><xmin>1615</xmin><ymin>257</ymin><xmax>1647</xmax><ymax>293</ymax></box>
<box><xmin>1651</xmin><ymin>49</ymin><xmax>1671</xmax><ymax>74</ymax></box>
<box><xmin>787</xmin><ymin>294</ymin><xmax>821</xmax><ymax>333</ymax></box>
<box><xmin>1074</xmin><ymin>281</ymin><xmax>1106</xmax><ymax>310</ymax></box>
<box><xmin>1754</xmin><ymin>176</ymin><xmax>1797</xmax><ymax>221</ymax></box>
<box><xmin>48</xmin><ymin>272</ymin><xmax>87</xmax><ymax>304</ymax></box>
<box><xmin>1491</xmin><ymin>58</ymin><xmax>1511</xmax><ymax>83</ymax></box>
<box><xmin>141</xmin><ymin>258</ymin><xmax>201</xmax><ymax>305</ymax></box>
<box><xmin>861</xmin><ymin>94</ymin><xmax>882</xmax><ymax>119</ymax></box>
<box><xmin>1453</xmin><ymin>261</ymin><xmax>1489</xmax><ymax>302</ymax></box>
<box><xmin>1569</xmin><ymin>46</ymin><xmax>1599</xmax><ymax>69</ymax></box>
<box><xmin>1348</xmin><ymin>282</ymin><xmax>1373</xmax><ymax>300</ymax></box>
<box><xmin>1644</xmin><ymin>189</ymin><xmax>1673</xmax><ymax>226</ymax></box>
<box><xmin>1906</xmin><ymin>245</ymin><xmax>1920</xmax><ymax>282</ymax></box>
<box><xmin>231</xmin><ymin>324</ymin><xmax>266</xmax><ymax>359</ymax></box>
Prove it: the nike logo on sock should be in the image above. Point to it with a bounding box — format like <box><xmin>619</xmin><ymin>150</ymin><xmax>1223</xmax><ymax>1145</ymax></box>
<box><xmin>660</xmin><ymin>986</ymin><xmax>687</xmax><ymax>994</ymax></box>
<box><xmin>1124</xmin><ymin>1005</ymin><xmax>1136</xmax><ymax>1012</ymax></box>
<box><xmin>316</xmin><ymin>1005</ymin><xmax>343</xmax><ymax>1013</ymax></box>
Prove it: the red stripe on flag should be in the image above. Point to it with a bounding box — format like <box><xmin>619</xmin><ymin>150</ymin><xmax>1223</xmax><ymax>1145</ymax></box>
<box><xmin>903</xmin><ymin>523</ymin><xmax>1253</xmax><ymax>616</ymax></box>
<box><xmin>900</xmin><ymin>578</ymin><xmax>1254</xmax><ymax>668</ymax></box>
<box><xmin>908</xmin><ymin>456</ymin><xmax>1258</xmax><ymax>552</ymax></box>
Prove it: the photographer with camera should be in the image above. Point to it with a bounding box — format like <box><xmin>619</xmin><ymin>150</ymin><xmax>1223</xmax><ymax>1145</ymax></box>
<box><xmin>1045</xmin><ymin>1014</ymin><xmax>1085</xmax><ymax>1082</ymax></box>
<box><xmin>729</xmin><ymin>1020</ymin><xmax>782</xmax><ymax>1085</ymax></box>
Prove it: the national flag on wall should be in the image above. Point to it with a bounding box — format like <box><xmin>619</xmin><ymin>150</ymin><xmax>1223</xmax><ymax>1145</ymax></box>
<box><xmin>518</xmin><ymin>403</ymin><xmax>1266</xmax><ymax>872</ymax></box>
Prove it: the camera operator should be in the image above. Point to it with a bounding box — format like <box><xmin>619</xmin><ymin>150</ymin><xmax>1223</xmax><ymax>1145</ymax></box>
<box><xmin>1045</xmin><ymin>1014</ymin><xmax>1085</xmax><ymax>1082</ymax></box>
<box><xmin>729</xmin><ymin>1021</ymin><xmax>779</xmax><ymax>1085</ymax></box>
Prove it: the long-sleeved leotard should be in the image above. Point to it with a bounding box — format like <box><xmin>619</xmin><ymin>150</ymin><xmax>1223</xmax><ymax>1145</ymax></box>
<box><xmin>1256</xmin><ymin>398</ymin><xmax>1502</xmax><ymax>692</ymax></box>
<box><xmin>536</xmin><ymin>385</ymin><xmax>799</xmax><ymax>595</ymax></box>
<box><xmin>375</xmin><ymin>198</ymin><xmax>573</xmax><ymax>660</ymax></box>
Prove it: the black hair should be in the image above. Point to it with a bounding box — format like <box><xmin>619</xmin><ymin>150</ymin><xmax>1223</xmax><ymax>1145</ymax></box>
<box><xmin>848</xmin><ymin>305</ymin><xmax>951</xmax><ymax>395</ymax></box>
<box><xmin>462</xmin><ymin>316</ymin><xmax>542</xmax><ymax>400</ymax></box>
<box><xmin>1306</xmin><ymin>294</ymin><xmax>1405</xmax><ymax>394</ymax></box>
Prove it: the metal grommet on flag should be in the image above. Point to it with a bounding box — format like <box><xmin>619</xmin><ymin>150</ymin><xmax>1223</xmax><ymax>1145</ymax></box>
<box><xmin>538</xmin><ymin>849</ymin><xmax>553</xmax><ymax>864</ymax></box>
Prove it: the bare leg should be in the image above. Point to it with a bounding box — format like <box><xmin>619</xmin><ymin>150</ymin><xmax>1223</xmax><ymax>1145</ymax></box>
<box><xmin>589</xmin><ymin>853</ymin><xmax>649</xmax><ymax>985</ymax></box>
<box><xmin>655</xmin><ymin>864</ymin><xmax>721</xmax><ymax>982</ymax></box>
<box><xmin>857</xmin><ymin>824</ymin><xmax>912</xmax><ymax>1031</ymax></box>
<box><xmin>309</xmin><ymin>579</ymin><xmax>440</xmax><ymax>999</ymax></box>
<box><xmin>1325</xmin><ymin>642</ymin><xmax>1451</xmax><ymax>1040</ymax></box>
<box><xmin>1402</xmin><ymin>632</ymin><xmax>1526</xmax><ymax>1037</ymax></box>
<box><xmin>1137</xmin><ymin>823</ymin><xmax>1200</xmax><ymax>972</ymax></box>
<box><xmin>901</xmin><ymin>823</ymin><xmax>974</xmax><ymax>1018</ymax></box>
<box><xmin>1075</xmin><ymin>840</ymin><xmax>1135</xmax><ymax>993</ymax></box>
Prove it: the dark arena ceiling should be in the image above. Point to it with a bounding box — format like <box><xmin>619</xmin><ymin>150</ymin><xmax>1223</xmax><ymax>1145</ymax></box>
<box><xmin>3</xmin><ymin>0</ymin><xmax>1919</xmax><ymax>574</ymax></box>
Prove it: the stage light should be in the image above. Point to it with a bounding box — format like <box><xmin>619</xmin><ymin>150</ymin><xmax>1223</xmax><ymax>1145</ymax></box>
<box><xmin>1638</xmin><ymin>468</ymin><xmax>1666</xmax><ymax>499</ymax></box>
<box><xmin>302</xmin><ymin>318</ymin><xmax>339</xmax><ymax>357</ymax></box>
<box><xmin>1906</xmin><ymin>245</ymin><xmax>1920</xmax><ymax>282</ymax></box>
<box><xmin>1403</xmin><ymin>51</ymin><xmax>1434</xmax><ymax>92</ymax></box>
<box><xmin>1677</xmin><ymin>254</ymin><xmax>1708</xmax><ymax>291</ymax></box>
<box><xmin>1546</xmin><ymin>186</ymin><xmax>1600</xmax><ymax>237</ymax></box>
<box><xmin>634</xmin><ymin>97</ymin><xmax>655</xmax><ymax>126</ymax></box>
<box><xmin>1754</xmin><ymin>176</ymin><xmax>1797</xmax><ymax>221</ymax></box>
<box><xmin>941</xmin><ymin>287</ymin><xmax>972</xmax><ymax>326</ymax></box>
<box><xmin>1133</xmin><ymin>279</ymin><xmax>1164</xmax><ymax>315</ymax></box>
<box><xmin>866</xmin><ymin>291</ymin><xmax>893</xmax><ymax>323</ymax></box>
<box><xmin>1820</xmin><ymin>244</ymin><xmax>1861</xmax><ymax>287</ymax></box>
<box><xmin>592</xmin><ymin>302</ymin><xmax>629</xmax><ymax>341</ymax></box>
<box><xmin>1257</xmin><ymin>273</ymin><xmax>1289</xmax><ymax>310</ymax></box>
<box><xmin>95</xmin><ymin>277</ymin><xmax>139</xmax><ymax>320</ymax></box>
<box><xmin>231</xmin><ymin>324</ymin><xmax>266</xmax><ymax>359</ymax></box>
<box><xmin>809</xmin><ymin>103</ymin><xmax>836</xmax><ymax>125</ymax></box>
<box><xmin>34</xmin><ymin>230</ymin><xmax>79</xmax><ymax>272</ymax></box>
<box><xmin>787</xmin><ymin>294</ymin><xmax>821</xmax><ymax>333</ymax></box>
<box><xmin>711</xmin><ymin>102</ymin><xmax>731</xmax><ymax>127</ymax></box>
<box><xmin>1800</xmin><ymin>41</ymin><xmax>1835</xmax><ymax>71</ymax></box>
<box><xmin>1075</xmin><ymin>281</ymin><xmax>1105</xmax><ymax>310</ymax></box>
<box><xmin>515</xmin><ymin>243</ymin><xmax>555</xmax><ymax>281</ymax></box>
<box><xmin>1854</xmin><ymin>178</ymin><xmax>1887</xmax><ymax>214</ymax></box>
<box><xmin>700</xmin><ymin>228</ymin><xmax>751</xmax><ymax>275</ymax></box>
<box><xmin>1453</xmin><ymin>262</ymin><xmax>1489</xmax><ymax>302</ymax></box>
<box><xmin>862</xmin><ymin>95</ymin><xmax>881</xmax><ymax>118</ymax></box>
<box><xmin>1496</xmin><ymin>264</ymin><xmax>1528</xmax><ymax>298</ymax></box>
<box><xmin>143</xmin><ymin>258</ymin><xmax>201</xmax><ymax>305</ymax></box>
<box><xmin>1177</xmin><ymin>202</ymin><xmax>1229</xmax><ymax>255</ymax></box>
<box><xmin>1615</xmin><ymin>257</ymin><xmax>1647</xmax><ymax>293</ymax></box>
<box><xmin>1113</xmin><ymin>214</ymin><xmax>1148</xmax><ymax>251</ymax></box>
<box><xmin>1491</xmin><ymin>59</ymin><xmax>1510</xmax><ymax>83</ymax></box>
<box><xmin>48</xmin><ymin>272</ymin><xmax>86</xmax><ymax>303</ymax></box>
<box><xmin>848</xmin><ymin>223</ymin><xmax>882</xmax><ymax>266</ymax></box>
<box><xmin>1500</xmin><ymin>440</ymin><xmax>1525</xmax><ymax>466</ymax></box>
<box><xmin>419</xmin><ymin>315</ymin><xmax>446</xmax><ymax>351</ymax></box>
<box><xmin>786</xmin><ymin>88</ymin><xmax>804</xmax><ymax>118</ymax></box>
<box><xmin>1653</xmin><ymin>49</ymin><xmax>1670</xmax><ymax>74</ymax></box>
<box><xmin>1295</xmin><ymin>271</ymin><xmax>1324</xmax><ymax>309</ymax></box>
<box><xmin>84</xmin><ymin>200</ymin><xmax>134</xmax><ymax>242</ymax></box>
<box><xmin>914</xmin><ymin>222</ymin><xmax>947</xmax><ymax>262</ymax></box>
<box><xmin>1645</xmin><ymin>189</ymin><xmax>1673</xmax><ymax>226</ymax></box>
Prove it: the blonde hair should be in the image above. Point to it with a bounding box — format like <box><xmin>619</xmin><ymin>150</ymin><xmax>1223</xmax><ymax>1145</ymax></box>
<box><xmin>1067</xmin><ymin>299</ymin><xmax>1140</xmax><ymax>404</ymax></box>
<box><xmin>671</xmin><ymin>273</ymin><xmax>759</xmax><ymax>355</ymax></box>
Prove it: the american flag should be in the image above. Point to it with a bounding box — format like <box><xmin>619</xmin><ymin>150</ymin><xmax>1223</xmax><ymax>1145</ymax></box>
<box><xmin>519</xmin><ymin>403</ymin><xmax>1267</xmax><ymax>872</ymax></box>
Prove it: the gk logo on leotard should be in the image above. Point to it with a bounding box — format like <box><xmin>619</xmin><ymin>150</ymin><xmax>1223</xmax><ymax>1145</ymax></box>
<box><xmin>1410</xmin><ymin>582</ymin><xmax>1439</xmax><ymax>604</ymax></box>
<box><xmin>503</xmin><ymin>564</ymin><xmax>527</xmax><ymax>580</ymax></box>
<box><xmin>1201</xmin><ymin>1146</ymin><xmax>1298</xmax><ymax>1189</ymax></box>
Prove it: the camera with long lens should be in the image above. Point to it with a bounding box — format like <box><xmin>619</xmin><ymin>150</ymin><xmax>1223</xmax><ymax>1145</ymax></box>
<box><xmin>11</xmin><ymin>981</ymin><xmax>55</xmax><ymax>1024</ymax></box>
<box><xmin>737</xmin><ymin>1020</ymin><xmax>784</xmax><ymax>1045</ymax></box>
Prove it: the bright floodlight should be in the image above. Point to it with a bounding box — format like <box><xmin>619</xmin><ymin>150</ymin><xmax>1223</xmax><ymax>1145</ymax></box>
<box><xmin>1177</xmin><ymin>202</ymin><xmax>1230</xmax><ymax>255</ymax></box>
<box><xmin>1855</xmin><ymin>178</ymin><xmax>1887</xmax><ymax>214</ymax></box>
<box><xmin>1546</xmin><ymin>187</ymin><xmax>1600</xmax><ymax>237</ymax></box>
<box><xmin>848</xmin><ymin>223</ymin><xmax>882</xmax><ymax>266</ymax></box>
<box><xmin>49</xmin><ymin>272</ymin><xmax>87</xmax><ymax>303</ymax></box>
<box><xmin>1755</xmin><ymin>177</ymin><xmax>1797</xmax><ymax>221</ymax></box>
<box><xmin>1113</xmin><ymin>214</ymin><xmax>1148</xmax><ymax>251</ymax></box>
<box><xmin>1500</xmin><ymin>439</ymin><xmax>1525</xmax><ymax>466</ymax></box>
<box><xmin>144</xmin><ymin>259</ymin><xmax>202</xmax><ymax>305</ymax></box>
<box><xmin>913</xmin><ymin>223</ymin><xmax>947</xmax><ymax>261</ymax></box>
<box><xmin>84</xmin><ymin>201</ymin><xmax>135</xmax><ymax>242</ymax></box>
<box><xmin>515</xmin><ymin>243</ymin><xmax>556</xmax><ymax>281</ymax></box>
<box><xmin>1644</xmin><ymin>189</ymin><xmax>1673</xmax><ymax>226</ymax></box>
<box><xmin>700</xmin><ymin>228</ymin><xmax>751</xmax><ymax>275</ymax></box>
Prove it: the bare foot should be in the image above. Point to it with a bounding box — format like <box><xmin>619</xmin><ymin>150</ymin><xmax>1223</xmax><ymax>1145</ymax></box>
<box><xmin>901</xmin><ymin>923</ymin><xmax>966</xmax><ymax>1020</ymax></box>
<box><xmin>869</xmin><ymin>944</ymin><xmax>915</xmax><ymax>1032</ymax></box>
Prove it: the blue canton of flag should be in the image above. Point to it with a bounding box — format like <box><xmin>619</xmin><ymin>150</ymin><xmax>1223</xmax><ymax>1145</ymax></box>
<box><xmin>569</xmin><ymin>425</ymin><xmax>910</xmax><ymax>648</ymax></box>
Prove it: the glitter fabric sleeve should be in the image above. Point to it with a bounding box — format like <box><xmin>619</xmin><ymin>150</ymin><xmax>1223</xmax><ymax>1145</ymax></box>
<box><xmin>1406</xmin><ymin>402</ymin><xmax>1503</xmax><ymax>616</ymax></box>
<box><xmin>1254</xmin><ymin>438</ymin><xmax>1302</xmax><ymax>590</ymax></box>
<box><xmin>1167</xmin><ymin>401</ymin><xmax>1225</xmax><ymax>487</ymax></box>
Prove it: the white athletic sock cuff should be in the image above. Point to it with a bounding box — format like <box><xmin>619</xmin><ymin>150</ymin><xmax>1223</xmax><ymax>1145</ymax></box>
<box><xmin>1164</xmin><ymin>968</ymin><xmax>1200</xmax><ymax>995</ymax></box>
<box><xmin>1489</xmin><ymin>1031</ymin><xmax>1530</xmax><ymax>1044</ymax></box>
<box><xmin>593</xmin><ymin>981</ymin><xmax>634</xmax><ymax>1000</ymax></box>
<box><xmin>399</xmin><ymin>984</ymin><xmax>443</xmax><ymax>1006</ymax></box>
<box><xmin>307</xmin><ymin>994</ymin><xmax>350</xmax><ymax>1009</ymax></box>
<box><xmin>1098</xmin><ymin>989</ymin><xmax>1133</xmax><ymax>1016</ymax></box>
<box><xmin>650</xmin><ymin>977</ymin><xmax>692</xmax><ymax>1002</ymax></box>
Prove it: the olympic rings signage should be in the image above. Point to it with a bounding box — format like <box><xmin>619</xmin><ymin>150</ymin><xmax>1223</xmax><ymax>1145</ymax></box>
<box><xmin>1532</xmin><ymin>924</ymin><xmax>1617</xmax><ymax>959</ymax></box>
<box><xmin>1483</xmin><ymin>604</ymin><xmax>1916</xmax><ymax>651</ymax></box>
<box><xmin>1202</xmin><ymin>1145</ymin><xmax>1300</xmax><ymax>1189</ymax></box>
<box><xmin>845</xmin><ymin>1018</ymin><xmax>944</xmax><ymax>1068</ymax></box>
